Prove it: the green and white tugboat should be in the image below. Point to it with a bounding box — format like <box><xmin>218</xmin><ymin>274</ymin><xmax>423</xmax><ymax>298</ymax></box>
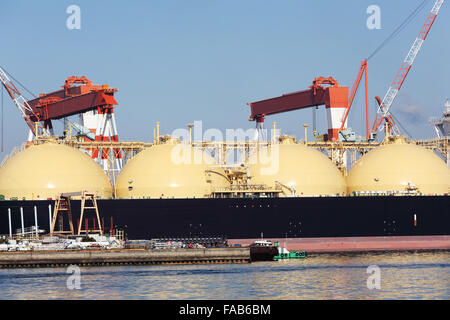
<box><xmin>273</xmin><ymin>242</ymin><xmax>306</xmax><ymax>261</ymax></box>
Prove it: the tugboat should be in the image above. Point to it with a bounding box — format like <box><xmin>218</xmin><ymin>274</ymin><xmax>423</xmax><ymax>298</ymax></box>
<box><xmin>273</xmin><ymin>242</ymin><xmax>306</xmax><ymax>261</ymax></box>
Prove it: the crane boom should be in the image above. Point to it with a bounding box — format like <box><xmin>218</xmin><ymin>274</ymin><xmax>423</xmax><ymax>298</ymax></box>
<box><xmin>371</xmin><ymin>0</ymin><xmax>444</xmax><ymax>136</ymax></box>
<box><xmin>339</xmin><ymin>60</ymin><xmax>369</xmax><ymax>139</ymax></box>
<box><xmin>0</xmin><ymin>67</ymin><xmax>43</xmax><ymax>136</ymax></box>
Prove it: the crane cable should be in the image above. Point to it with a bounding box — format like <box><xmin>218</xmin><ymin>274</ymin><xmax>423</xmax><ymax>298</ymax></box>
<box><xmin>0</xmin><ymin>65</ymin><xmax>37</xmax><ymax>99</ymax></box>
<box><xmin>1</xmin><ymin>85</ymin><xmax>3</xmax><ymax>152</ymax></box>
<box><xmin>366</xmin><ymin>0</ymin><xmax>430</xmax><ymax>61</ymax></box>
<box><xmin>390</xmin><ymin>111</ymin><xmax>413</xmax><ymax>138</ymax></box>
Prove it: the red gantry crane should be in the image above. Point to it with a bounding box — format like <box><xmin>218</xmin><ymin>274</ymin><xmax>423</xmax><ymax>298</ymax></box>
<box><xmin>26</xmin><ymin>76</ymin><xmax>122</xmax><ymax>164</ymax></box>
<box><xmin>248</xmin><ymin>77</ymin><xmax>349</xmax><ymax>142</ymax></box>
<box><xmin>0</xmin><ymin>69</ymin><xmax>122</xmax><ymax>169</ymax></box>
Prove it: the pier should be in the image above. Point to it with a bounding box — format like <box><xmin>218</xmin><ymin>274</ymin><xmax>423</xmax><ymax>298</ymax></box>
<box><xmin>0</xmin><ymin>247</ymin><xmax>251</xmax><ymax>269</ymax></box>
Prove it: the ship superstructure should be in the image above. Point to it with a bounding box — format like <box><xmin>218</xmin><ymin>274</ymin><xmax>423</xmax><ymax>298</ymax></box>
<box><xmin>430</xmin><ymin>99</ymin><xmax>450</xmax><ymax>138</ymax></box>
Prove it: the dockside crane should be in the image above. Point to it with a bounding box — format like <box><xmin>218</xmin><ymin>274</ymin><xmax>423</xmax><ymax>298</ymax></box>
<box><xmin>247</xmin><ymin>77</ymin><xmax>349</xmax><ymax>142</ymax></box>
<box><xmin>370</xmin><ymin>0</ymin><xmax>444</xmax><ymax>139</ymax></box>
<box><xmin>0</xmin><ymin>67</ymin><xmax>123</xmax><ymax>170</ymax></box>
<box><xmin>26</xmin><ymin>76</ymin><xmax>123</xmax><ymax>168</ymax></box>
<box><xmin>0</xmin><ymin>67</ymin><xmax>96</xmax><ymax>141</ymax></box>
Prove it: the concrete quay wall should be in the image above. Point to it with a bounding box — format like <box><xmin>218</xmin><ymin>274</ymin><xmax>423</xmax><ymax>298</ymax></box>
<box><xmin>0</xmin><ymin>247</ymin><xmax>251</xmax><ymax>268</ymax></box>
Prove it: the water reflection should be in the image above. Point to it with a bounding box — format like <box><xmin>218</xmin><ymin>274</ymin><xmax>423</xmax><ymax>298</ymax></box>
<box><xmin>0</xmin><ymin>251</ymin><xmax>448</xmax><ymax>299</ymax></box>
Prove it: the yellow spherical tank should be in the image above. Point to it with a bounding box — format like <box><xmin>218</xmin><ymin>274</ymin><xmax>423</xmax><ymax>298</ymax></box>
<box><xmin>248</xmin><ymin>136</ymin><xmax>346</xmax><ymax>196</ymax></box>
<box><xmin>347</xmin><ymin>137</ymin><xmax>450</xmax><ymax>195</ymax></box>
<box><xmin>0</xmin><ymin>142</ymin><xmax>113</xmax><ymax>200</ymax></box>
<box><xmin>115</xmin><ymin>141</ymin><xmax>230</xmax><ymax>199</ymax></box>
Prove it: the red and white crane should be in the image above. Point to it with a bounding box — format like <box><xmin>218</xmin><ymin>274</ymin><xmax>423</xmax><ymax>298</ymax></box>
<box><xmin>371</xmin><ymin>0</ymin><xmax>444</xmax><ymax>138</ymax></box>
<box><xmin>248</xmin><ymin>77</ymin><xmax>349</xmax><ymax>142</ymax></box>
<box><xmin>0</xmin><ymin>68</ymin><xmax>122</xmax><ymax>170</ymax></box>
<box><xmin>25</xmin><ymin>76</ymin><xmax>123</xmax><ymax>169</ymax></box>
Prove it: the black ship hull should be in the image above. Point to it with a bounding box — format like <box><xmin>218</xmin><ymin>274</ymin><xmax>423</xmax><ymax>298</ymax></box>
<box><xmin>0</xmin><ymin>196</ymin><xmax>449</xmax><ymax>240</ymax></box>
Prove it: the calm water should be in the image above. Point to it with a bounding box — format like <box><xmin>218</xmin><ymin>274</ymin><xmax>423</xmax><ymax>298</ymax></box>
<box><xmin>0</xmin><ymin>251</ymin><xmax>448</xmax><ymax>300</ymax></box>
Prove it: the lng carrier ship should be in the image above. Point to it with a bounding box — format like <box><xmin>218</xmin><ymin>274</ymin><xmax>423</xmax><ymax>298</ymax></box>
<box><xmin>0</xmin><ymin>0</ymin><xmax>448</xmax><ymax>250</ymax></box>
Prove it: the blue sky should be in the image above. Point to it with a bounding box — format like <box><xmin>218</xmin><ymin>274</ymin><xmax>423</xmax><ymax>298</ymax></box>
<box><xmin>0</xmin><ymin>0</ymin><xmax>448</xmax><ymax>156</ymax></box>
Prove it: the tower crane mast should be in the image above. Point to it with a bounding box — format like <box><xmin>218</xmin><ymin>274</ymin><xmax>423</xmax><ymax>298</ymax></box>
<box><xmin>371</xmin><ymin>0</ymin><xmax>444</xmax><ymax>138</ymax></box>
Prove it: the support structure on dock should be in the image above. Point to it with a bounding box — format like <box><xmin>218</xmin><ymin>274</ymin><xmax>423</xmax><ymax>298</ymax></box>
<box><xmin>78</xmin><ymin>191</ymin><xmax>102</xmax><ymax>236</ymax></box>
<box><xmin>50</xmin><ymin>191</ymin><xmax>102</xmax><ymax>236</ymax></box>
<box><xmin>50</xmin><ymin>194</ymin><xmax>74</xmax><ymax>236</ymax></box>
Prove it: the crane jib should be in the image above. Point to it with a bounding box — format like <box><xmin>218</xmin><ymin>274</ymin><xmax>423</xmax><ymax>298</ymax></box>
<box><xmin>372</xmin><ymin>0</ymin><xmax>444</xmax><ymax>135</ymax></box>
<box><xmin>0</xmin><ymin>67</ymin><xmax>44</xmax><ymax>136</ymax></box>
